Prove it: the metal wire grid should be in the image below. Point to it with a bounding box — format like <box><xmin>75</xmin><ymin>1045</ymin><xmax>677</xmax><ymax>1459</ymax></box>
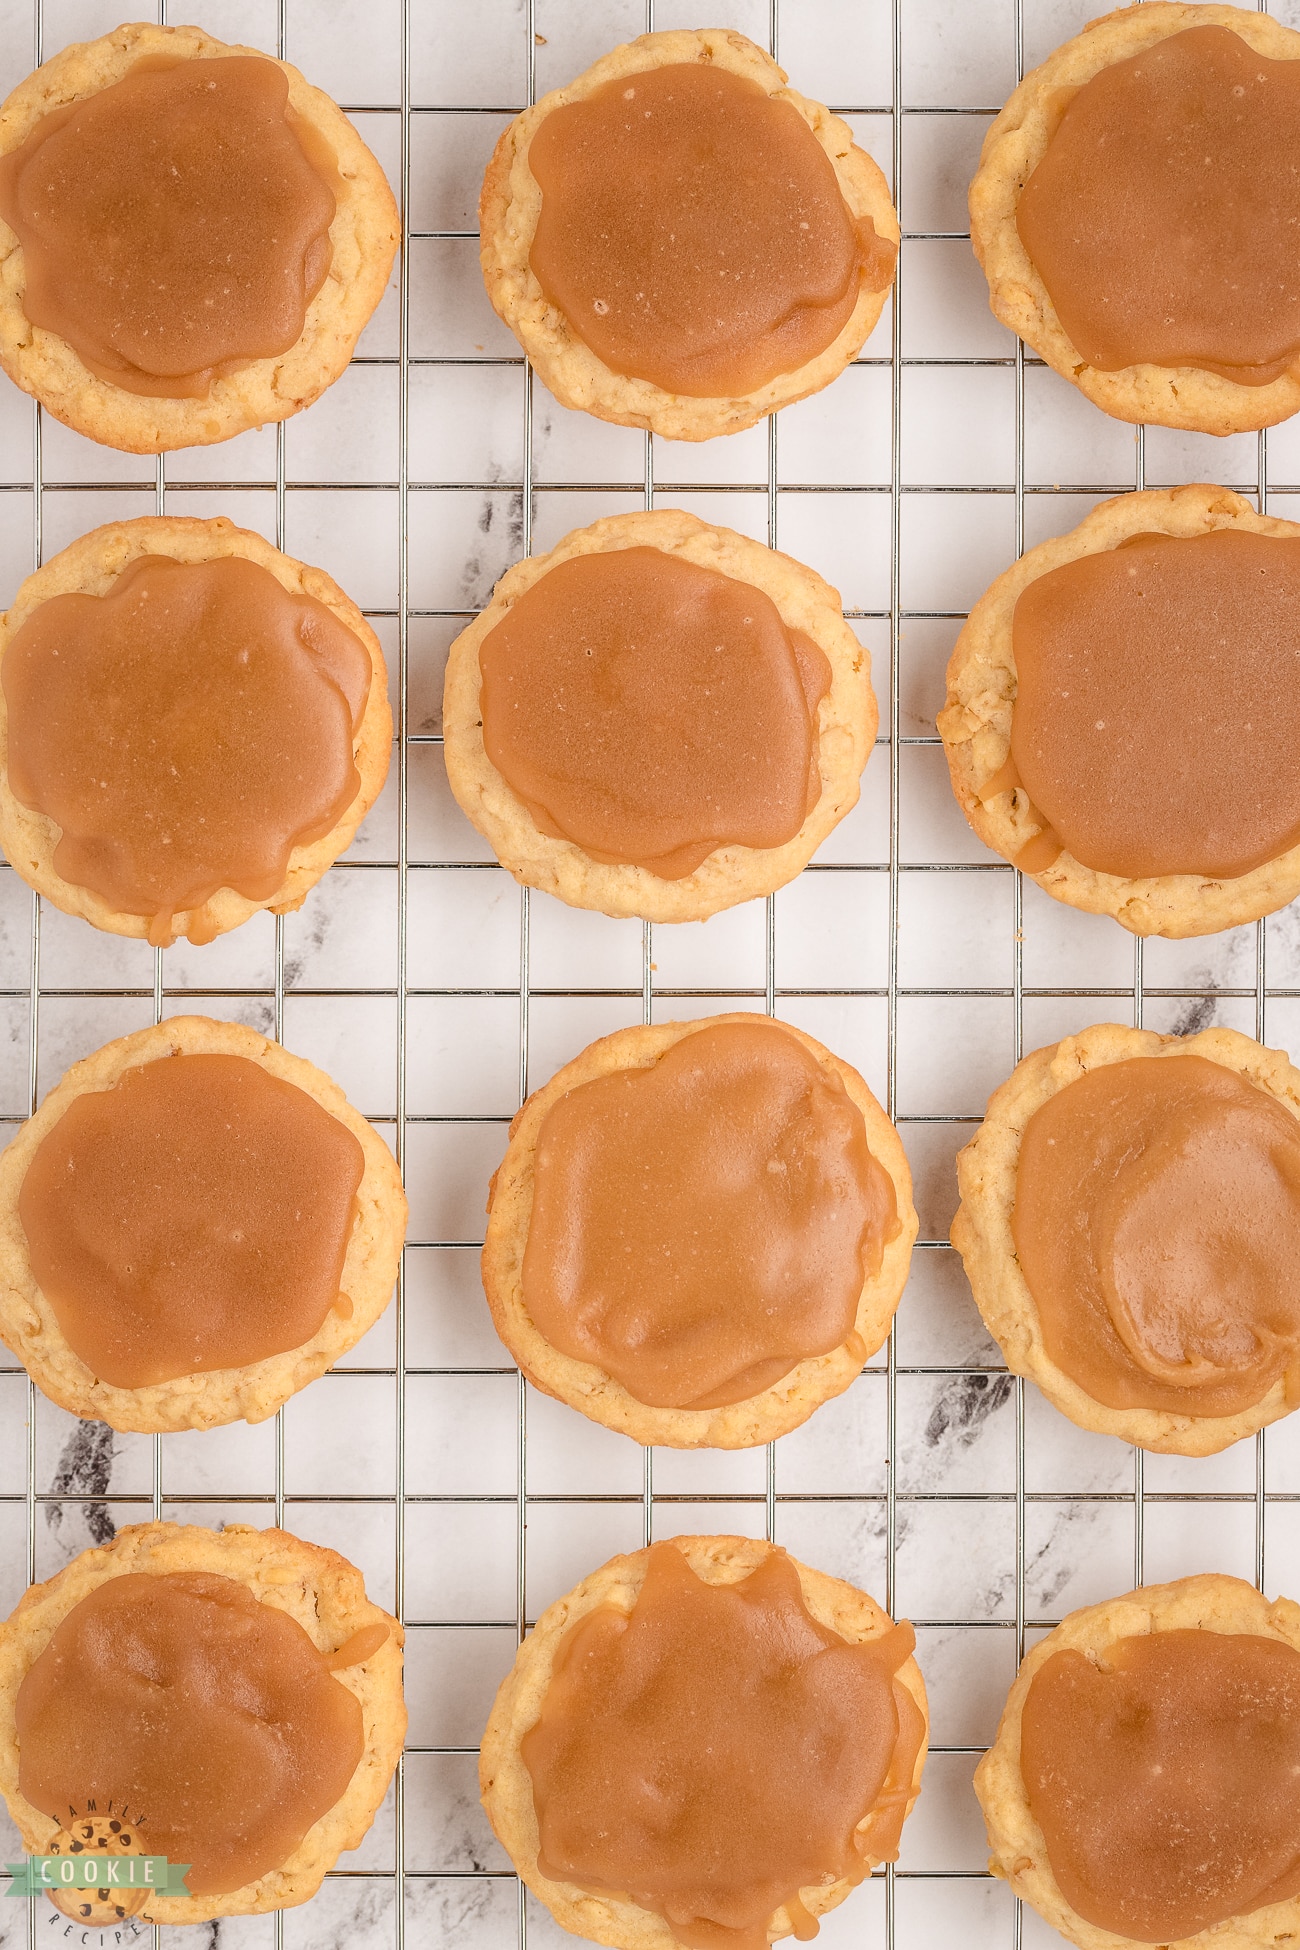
<box><xmin>0</xmin><ymin>0</ymin><xmax>1295</xmax><ymax>1945</ymax></box>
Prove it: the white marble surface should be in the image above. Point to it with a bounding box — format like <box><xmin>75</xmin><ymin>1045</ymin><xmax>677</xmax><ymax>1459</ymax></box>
<box><xmin>2</xmin><ymin>0</ymin><xmax>1300</xmax><ymax>1945</ymax></box>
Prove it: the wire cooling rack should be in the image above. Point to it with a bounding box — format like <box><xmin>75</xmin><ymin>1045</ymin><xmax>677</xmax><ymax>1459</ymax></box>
<box><xmin>6</xmin><ymin>2</ymin><xmax>1300</xmax><ymax>1948</ymax></box>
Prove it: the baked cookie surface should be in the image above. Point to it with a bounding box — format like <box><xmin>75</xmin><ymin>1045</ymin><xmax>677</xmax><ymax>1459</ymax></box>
<box><xmin>0</xmin><ymin>1014</ymin><xmax>406</xmax><ymax>1433</ymax></box>
<box><xmin>952</xmin><ymin>1022</ymin><xmax>1300</xmax><ymax>1455</ymax></box>
<box><xmin>0</xmin><ymin>515</ymin><xmax>392</xmax><ymax>946</ymax></box>
<box><xmin>479</xmin><ymin>28</ymin><xmax>898</xmax><ymax>440</ymax></box>
<box><xmin>938</xmin><ymin>485</ymin><xmax>1300</xmax><ymax>938</ymax></box>
<box><xmin>969</xmin><ymin>3</ymin><xmax>1300</xmax><ymax>433</ymax></box>
<box><xmin>480</xmin><ymin>1534</ymin><xmax>928</xmax><ymax>1950</ymax></box>
<box><xmin>977</xmin><ymin>1573</ymin><xmax>1300</xmax><ymax>1950</ymax></box>
<box><xmin>483</xmin><ymin>1014</ymin><xmax>917</xmax><ymax>1448</ymax></box>
<box><xmin>0</xmin><ymin>1520</ymin><xmax>405</xmax><ymax>1925</ymax></box>
<box><xmin>443</xmin><ymin>509</ymin><xmax>876</xmax><ymax>922</ymax></box>
<box><xmin>0</xmin><ymin>21</ymin><xmax>399</xmax><ymax>452</ymax></box>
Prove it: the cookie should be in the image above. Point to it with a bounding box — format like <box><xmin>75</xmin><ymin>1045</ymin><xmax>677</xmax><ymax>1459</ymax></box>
<box><xmin>0</xmin><ymin>21</ymin><xmax>398</xmax><ymax>452</ymax></box>
<box><xmin>938</xmin><ymin>485</ymin><xmax>1300</xmax><ymax>938</ymax></box>
<box><xmin>45</xmin><ymin>1816</ymin><xmax>149</xmax><ymax>1924</ymax></box>
<box><xmin>443</xmin><ymin>509</ymin><xmax>876</xmax><ymax>922</ymax></box>
<box><xmin>480</xmin><ymin>28</ymin><xmax>898</xmax><ymax>440</ymax></box>
<box><xmin>483</xmin><ymin>1014</ymin><xmax>917</xmax><ymax>1448</ymax></box>
<box><xmin>481</xmin><ymin>1535</ymin><xmax>928</xmax><ymax>1950</ymax></box>
<box><xmin>0</xmin><ymin>1015</ymin><xmax>407</xmax><ymax>1433</ymax></box>
<box><xmin>952</xmin><ymin>1022</ymin><xmax>1300</xmax><ymax>1455</ymax></box>
<box><xmin>0</xmin><ymin>1521</ymin><xmax>405</xmax><ymax>1925</ymax></box>
<box><xmin>969</xmin><ymin>4</ymin><xmax>1300</xmax><ymax>434</ymax></box>
<box><xmin>977</xmin><ymin>1573</ymin><xmax>1300</xmax><ymax>1950</ymax></box>
<box><xmin>0</xmin><ymin>515</ymin><xmax>392</xmax><ymax>947</ymax></box>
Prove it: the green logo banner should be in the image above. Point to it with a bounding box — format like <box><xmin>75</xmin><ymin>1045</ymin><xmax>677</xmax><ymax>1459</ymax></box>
<box><xmin>4</xmin><ymin>1856</ymin><xmax>191</xmax><ymax>1897</ymax></box>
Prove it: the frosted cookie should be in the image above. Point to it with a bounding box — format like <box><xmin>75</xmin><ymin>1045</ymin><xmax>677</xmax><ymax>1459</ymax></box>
<box><xmin>969</xmin><ymin>4</ymin><xmax>1300</xmax><ymax>434</ymax></box>
<box><xmin>443</xmin><ymin>510</ymin><xmax>875</xmax><ymax>922</ymax></box>
<box><xmin>0</xmin><ymin>1521</ymin><xmax>405</xmax><ymax>1925</ymax></box>
<box><xmin>480</xmin><ymin>28</ymin><xmax>898</xmax><ymax>440</ymax></box>
<box><xmin>481</xmin><ymin>1535</ymin><xmax>928</xmax><ymax>1950</ymax></box>
<box><xmin>0</xmin><ymin>21</ymin><xmax>398</xmax><ymax>452</ymax></box>
<box><xmin>978</xmin><ymin>1574</ymin><xmax>1300</xmax><ymax>1950</ymax></box>
<box><xmin>0</xmin><ymin>515</ymin><xmax>391</xmax><ymax>947</ymax></box>
<box><xmin>952</xmin><ymin>1022</ymin><xmax>1300</xmax><ymax>1456</ymax></box>
<box><xmin>483</xmin><ymin>1015</ymin><xmax>916</xmax><ymax>1449</ymax></box>
<box><xmin>938</xmin><ymin>486</ymin><xmax>1300</xmax><ymax>938</ymax></box>
<box><xmin>0</xmin><ymin>1015</ymin><xmax>406</xmax><ymax>1433</ymax></box>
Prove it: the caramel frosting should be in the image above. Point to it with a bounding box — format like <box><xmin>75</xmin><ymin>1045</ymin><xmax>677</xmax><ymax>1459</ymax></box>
<box><xmin>0</xmin><ymin>55</ymin><xmax>336</xmax><ymax>398</ymax></box>
<box><xmin>526</xmin><ymin>62</ymin><xmax>895</xmax><ymax>398</ymax></box>
<box><xmin>1012</xmin><ymin>1054</ymin><xmax>1300</xmax><ymax>1416</ymax></box>
<box><xmin>1017</xmin><ymin>26</ymin><xmax>1300</xmax><ymax>387</ymax></box>
<box><xmin>479</xmin><ymin>547</ymin><xmax>831</xmax><ymax>879</ymax></box>
<box><xmin>15</xmin><ymin>1570</ymin><xmax>382</xmax><ymax>1896</ymax></box>
<box><xmin>2</xmin><ymin>552</ymin><xmax>373</xmax><ymax>945</ymax></box>
<box><xmin>522</xmin><ymin>1020</ymin><xmax>898</xmax><ymax>1409</ymax></box>
<box><xmin>522</xmin><ymin>1543</ymin><xmax>924</xmax><ymax>1950</ymax></box>
<box><xmin>17</xmin><ymin>1053</ymin><xmax>366</xmax><ymax>1390</ymax></box>
<box><xmin>1021</xmin><ymin>1627</ymin><xmax>1300</xmax><ymax>1940</ymax></box>
<box><xmin>1006</xmin><ymin>528</ymin><xmax>1300</xmax><ymax>880</ymax></box>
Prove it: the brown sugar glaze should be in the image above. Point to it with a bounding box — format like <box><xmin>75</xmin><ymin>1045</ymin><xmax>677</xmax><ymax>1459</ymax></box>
<box><xmin>521</xmin><ymin>1020</ymin><xmax>898</xmax><ymax>1409</ymax></box>
<box><xmin>479</xmin><ymin>548</ymin><xmax>831</xmax><ymax>880</ymax></box>
<box><xmin>1012</xmin><ymin>1055</ymin><xmax>1300</xmax><ymax>1416</ymax></box>
<box><xmin>0</xmin><ymin>55</ymin><xmax>337</xmax><ymax>398</ymax></box>
<box><xmin>527</xmin><ymin>62</ymin><xmax>896</xmax><ymax>398</ymax></box>
<box><xmin>18</xmin><ymin>1053</ymin><xmax>366</xmax><ymax>1389</ymax></box>
<box><xmin>1021</xmin><ymin>1628</ymin><xmax>1300</xmax><ymax>1941</ymax></box>
<box><xmin>15</xmin><ymin>1570</ymin><xmax>385</xmax><ymax>1895</ymax></box>
<box><xmin>1003</xmin><ymin>528</ymin><xmax>1300</xmax><ymax>880</ymax></box>
<box><xmin>3</xmin><ymin>553</ymin><xmax>373</xmax><ymax>946</ymax></box>
<box><xmin>1016</xmin><ymin>26</ymin><xmax>1300</xmax><ymax>385</ymax></box>
<box><xmin>522</xmin><ymin>1543</ymin><xmax>925</xmax><ymax>1950</ymax></box>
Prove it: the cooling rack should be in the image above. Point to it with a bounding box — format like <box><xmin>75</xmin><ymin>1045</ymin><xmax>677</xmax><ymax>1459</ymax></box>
<box><xmin>3</xmin><ymin>1</ymin><xmax>1300</xmax><ymax>1947</ymax></box>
